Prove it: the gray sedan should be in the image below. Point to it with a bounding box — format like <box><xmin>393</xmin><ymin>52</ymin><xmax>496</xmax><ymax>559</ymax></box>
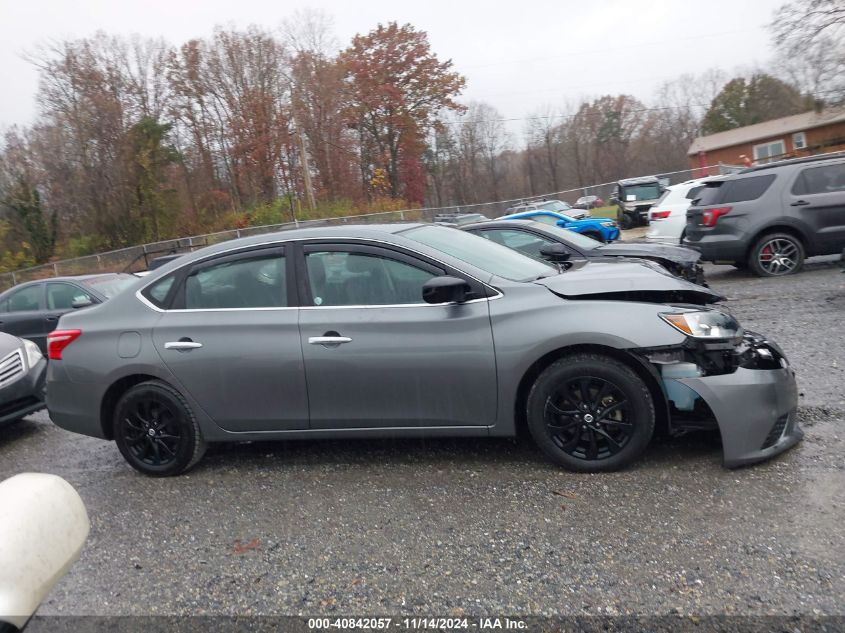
<box><xmin>46</xmin><ymin>224</ymin><xmax>801</xmax><ymax>476</ymax></box>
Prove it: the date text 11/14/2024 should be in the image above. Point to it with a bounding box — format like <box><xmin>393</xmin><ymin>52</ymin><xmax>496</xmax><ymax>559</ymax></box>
<box><xmin>307</xmin><ymin>617</ymin><xmax>528</xmax><ymax>630</ymax></box>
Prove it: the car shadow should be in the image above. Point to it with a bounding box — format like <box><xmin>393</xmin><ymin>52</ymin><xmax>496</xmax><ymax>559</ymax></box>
<box><xmin>191</xmin><ymin>430</ymin><xmax>727</xmax><ymax>475</ymax></box>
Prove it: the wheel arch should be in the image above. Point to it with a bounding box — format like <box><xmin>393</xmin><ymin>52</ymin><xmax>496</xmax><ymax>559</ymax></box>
<box><xmin>99</xmin><ymin>374</ymin><xmax>160</xmax><ymax>440</ymax></box>
<box><xmin>513</xmin><ymin>343</ymin><xmax>669</xmax><ymax>438</ymax></box>
<box><xmin>746</xmin><ymin>223</ymin><xmax>809</xmax><ymax>257</ymax></box>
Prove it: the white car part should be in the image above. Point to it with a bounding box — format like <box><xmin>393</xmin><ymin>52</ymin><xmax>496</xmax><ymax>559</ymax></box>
<box><xmin>0</xmin><ymin>474</ymin><xmax>89</xmax><ymax>629</ymax></box>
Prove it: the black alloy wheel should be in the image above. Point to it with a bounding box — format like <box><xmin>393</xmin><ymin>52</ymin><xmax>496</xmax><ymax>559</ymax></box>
<box><xmin>544</xmin><ymin>376</ymin><xmax>634</xmax><ymax>460</ymax></box>
<box><xmin>114</xmin><ymin>380</ymin><xmax>206</xmax><ymax>476</ymax></box>
<box><xmin>527</xmin><ymin>353</ymin><xmax>655</xmax><ymax>471</ymax></box>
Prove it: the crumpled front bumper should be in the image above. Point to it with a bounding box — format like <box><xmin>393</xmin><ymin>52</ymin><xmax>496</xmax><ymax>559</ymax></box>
<box><xmin>677</xmin><ymin>364</ymin><xmax>801</xmax><ymax>468</ymax></box>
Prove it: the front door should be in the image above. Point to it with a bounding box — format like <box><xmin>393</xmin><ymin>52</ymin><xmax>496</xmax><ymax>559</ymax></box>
<box><xmin>297</xmin><ymin>243</ymin><xmax>497</xmax><ymax>429</ymax></box>
<box><xmin>150</xmin><ymin>246</ymin><xmax>308</xmax><ymax>432</ymax></box>
<box><xmin>789</xmin><ymin>161</ymin><xmax>845</xmax><ymax>254</ymax></box>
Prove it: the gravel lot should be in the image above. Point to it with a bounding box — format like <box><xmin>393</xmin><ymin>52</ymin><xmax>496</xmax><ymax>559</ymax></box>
<box><xmin>2</xmin><ymin>253</ymin><xmax>844</xmax><ymax>619</ymax></box>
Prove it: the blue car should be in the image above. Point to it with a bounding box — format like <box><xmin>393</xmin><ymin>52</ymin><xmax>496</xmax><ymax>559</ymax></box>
<box><xmin>498</xmin><ymin>210</ymin><xmax>620</xmax><ymax>243</ymax></box>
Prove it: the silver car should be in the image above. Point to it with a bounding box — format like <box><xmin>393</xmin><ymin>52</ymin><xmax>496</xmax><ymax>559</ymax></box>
<box><xmin>46</xmin><ymin>224</ymin><xmax>801</xmax><ymax>476</ymax></box>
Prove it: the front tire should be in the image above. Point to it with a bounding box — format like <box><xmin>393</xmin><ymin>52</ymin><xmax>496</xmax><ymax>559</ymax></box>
<box><xmin>114</xmin><ymin>380</ymin><xmax>206</xmax><ymax>477</ymax></box>
<box><xmin>748</xmin><ymin>232</ymin><xmax>804</xmax><ymax>277</ymax></box>
<box><xmin>582</xmin><ymin>231</ymin><xmax>605</xmax><ymax>243</ymax></box>
<box><xmin>526</xmin><ymin>354</ymin><xmax>655</xmax><ymax>472</ymax></box>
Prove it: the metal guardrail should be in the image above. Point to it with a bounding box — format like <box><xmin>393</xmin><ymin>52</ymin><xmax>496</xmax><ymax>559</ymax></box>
<box><xmin>0</xmin><ymin>165</ymin><xmax>732</xmax><ymax>292</ymax></box>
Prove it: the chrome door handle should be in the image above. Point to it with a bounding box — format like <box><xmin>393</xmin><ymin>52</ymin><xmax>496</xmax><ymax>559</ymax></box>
<box><xmin>164</xmin><ymin>341</ymin><xmax>203</xmax><ymax>350</ymax></box>
<box><xmin>308</xmin><ymin>336</ymin><xmax>352</xmax><ymax>345</ymax></box>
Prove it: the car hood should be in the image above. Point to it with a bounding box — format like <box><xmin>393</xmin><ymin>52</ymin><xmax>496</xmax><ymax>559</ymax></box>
<box><xmin>533</xmin><ymin>260</ymin><xmax>722</xmax><ymax>305</ymax></box>
<box><xmin>594</xmin><ymin>242</ymin><xmax>701</xmax><ymax>264</ymax></box>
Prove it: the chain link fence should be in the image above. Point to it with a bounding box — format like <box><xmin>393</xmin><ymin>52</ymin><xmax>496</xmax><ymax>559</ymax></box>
<box><xmin>0</xmin><ymin>164</ymin><xmax>738</xmax><ymax>292</ymax></box>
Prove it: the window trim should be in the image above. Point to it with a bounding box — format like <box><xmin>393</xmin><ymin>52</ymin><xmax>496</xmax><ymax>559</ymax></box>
<box><xmin>136</xmin><ymin>237</ymin><xmax>501</xmax><ymax>313</ymax></box>
<box><xmin>752</xmin><ymin>139</ymin><xmax>786</xmax><ymax>163</ymax></box>
<box><xmin>299</xmin><ymin>242</ymin><xmax>457</xmax><ymax>309</ymax></box>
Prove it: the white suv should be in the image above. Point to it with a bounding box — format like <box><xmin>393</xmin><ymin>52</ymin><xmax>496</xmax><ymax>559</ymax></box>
<box><xmin>646</xmin><ymin>177</ymin><xmax>723</xmax><ymax>244</ymax></box>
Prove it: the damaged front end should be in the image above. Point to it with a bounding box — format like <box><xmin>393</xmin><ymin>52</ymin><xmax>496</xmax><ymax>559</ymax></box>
<box><xmin>634</xmin><ymin>330</ymin><xmax>802</xmax><ymax>468</ymax></box>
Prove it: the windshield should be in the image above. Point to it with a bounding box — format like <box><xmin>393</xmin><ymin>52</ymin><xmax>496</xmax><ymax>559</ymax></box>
<box><xmin>402</xmin><ymin>225</ymin><xmax>556</xmax><ymax>282</ymax></box>
<box><xmin>537</xmin><ymin>200</ymin><xmax>572</xmax><ymax>212</ymax></box>
<box><xmin>621</xmin><ymin>183</ymin><xmax>661</xmax><ymax>201</ymax></box>
<box><xmin>81</xmin><ymin>274</ymin><xmax>137</xmax><ymax>298</ymax></box>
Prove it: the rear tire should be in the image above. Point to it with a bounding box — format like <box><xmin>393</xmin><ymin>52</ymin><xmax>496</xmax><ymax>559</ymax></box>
<box><xmin>748</xmin><ymin>232</ymin><xmax>805</xmax><ymax>277</ymax></box>
<box><xmin>114</xmin><ymin>380</ymin><xmax>206</xmax><ymax>477</ymax></box>
<box><xmin>526</xmin><ymin>353</ymin><xmax>655</xmax><ymax>472</ymax></box>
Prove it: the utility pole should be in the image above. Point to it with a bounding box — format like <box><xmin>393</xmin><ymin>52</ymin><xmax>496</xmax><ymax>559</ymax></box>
<box><xmin>290</xmin><ymin>100</ymin><xmax>316</xmax><ymax>214</ymax></box>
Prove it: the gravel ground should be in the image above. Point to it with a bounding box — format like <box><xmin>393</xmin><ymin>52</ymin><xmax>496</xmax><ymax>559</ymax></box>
<box><xmin>1</xmin><ymin>255</ymin><xmax>843</xmax><ymax>619</ymax></box>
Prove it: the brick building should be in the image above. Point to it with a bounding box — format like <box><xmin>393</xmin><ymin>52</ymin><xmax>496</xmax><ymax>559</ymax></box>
<box><xmin>688</xmin><ymin>107</ymin><xmax>845</xmax><ymax>174</ymax></box>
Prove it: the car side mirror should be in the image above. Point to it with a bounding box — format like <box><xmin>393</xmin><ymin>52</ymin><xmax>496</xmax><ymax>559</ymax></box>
<box><xmin>422</xmin><ymin>276</ymin><xmax>471</xmax><ymax>304</ymax></box>
<box><xmin>71</xmin><ymin>296</ymin><xmax>93</xmax><ymax>309</ymax></box>
<box><xmin>539</xmin><ymin>244</ymin><xmax>572</xmax><ymax>264</ymax></box>
<box><xmin>0</xmin><ymin>474</ymin><xmax>89</xmax><ymax>631</ymax></box>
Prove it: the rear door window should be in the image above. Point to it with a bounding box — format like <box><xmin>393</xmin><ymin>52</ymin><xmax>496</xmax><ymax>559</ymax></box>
<box><xmin>791</xmin><ymin>163</ymin><xmax>845</xmax><ymax>195</ymax></box>
<box><xmin>4</xmin><ymin>285</ymin><xmax>43</xmax><ymax>312</ymax></box>
<box><xmin>184</xmin><ymin>250</ymin><xmax>287</xmax><ymax>309</ymax></box>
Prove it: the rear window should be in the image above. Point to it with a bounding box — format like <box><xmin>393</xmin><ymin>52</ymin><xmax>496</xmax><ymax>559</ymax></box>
<box><xmin>694</xmin><ymin>174</ymin><xmax>776</xmax><ymax>205</ymax></box>
<box><xmin>685</xmin><ymin>185</ymin><xmax>705</xmax><ymax>200</ymax></box>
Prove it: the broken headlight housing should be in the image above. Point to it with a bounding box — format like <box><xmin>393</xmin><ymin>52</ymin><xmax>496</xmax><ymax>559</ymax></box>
<box><xmin>660</xmin><ymin>311</ymin><xmax>742</xmax><ymax>339</ymax></box>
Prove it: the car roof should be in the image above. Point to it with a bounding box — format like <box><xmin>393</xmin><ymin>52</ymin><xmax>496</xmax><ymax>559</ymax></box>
<box><xmin>462</xmin><ymin>219</ymin><xmax>540</xmax><ymax>230</ymax></box>
<box><xmin>0</xmin><ymin>272</ymin><xmax>131</xmax><ymax>293</ymax></box>
<box><xmin>740</xmin><ymin>151</ymin><xmax>845</xmax><ymax>173</ymax></box>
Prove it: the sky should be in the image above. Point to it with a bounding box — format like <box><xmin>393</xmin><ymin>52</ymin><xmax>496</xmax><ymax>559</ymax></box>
<box><xmin>0</xmin><ymin>0</ymin><xmax>785</xmax><ymax>135</ymax></box>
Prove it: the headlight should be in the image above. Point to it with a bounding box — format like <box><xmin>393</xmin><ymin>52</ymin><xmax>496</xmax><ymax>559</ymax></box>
<box><xmin>660</xmin><ymin>311</ymin><xmax>742</xmax><ymax>339</ymax></box>
<box><xmin>22</xmin><ymin>339</ymin><xmax>43</xmax><ymax>369</ymax></box>
<box><xmin>601</xmin><ymin>222</ymin><xmax>615</xmax><ymax>227</ymax></box>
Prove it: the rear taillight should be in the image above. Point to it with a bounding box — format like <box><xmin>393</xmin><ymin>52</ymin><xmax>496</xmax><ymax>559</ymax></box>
<box><xmin>651</xmin><ymin>210</ymin><xmax>671</xmax><ymax>220</ymax></box>
<box><xmin>700</xmin><ymin>206</ymin><xmax>732</xmax><ymax>227</ymax></box>
<box><xmin>47</xmin><ymin>329</ymin><xmax>82</xmax><ymax>360</ymax></box>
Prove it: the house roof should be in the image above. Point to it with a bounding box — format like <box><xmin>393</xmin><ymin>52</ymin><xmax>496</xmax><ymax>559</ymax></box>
<box><xmin>688</xmin><ymin>107</ymin><xmax>845</xmax><ymax>155</ymax></box>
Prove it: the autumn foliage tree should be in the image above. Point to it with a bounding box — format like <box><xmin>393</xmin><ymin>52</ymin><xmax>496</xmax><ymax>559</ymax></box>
<box><xmin>340</xmin><ymin>23</ymin><xmax>465</xmax><ymax>203</ymax></box>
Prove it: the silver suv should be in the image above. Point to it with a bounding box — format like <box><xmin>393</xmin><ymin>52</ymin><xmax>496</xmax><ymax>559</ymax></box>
<box><xmin>684</xmin><ymin>153</ymin><xmax>845</xmax><ymax>276</ymax></box>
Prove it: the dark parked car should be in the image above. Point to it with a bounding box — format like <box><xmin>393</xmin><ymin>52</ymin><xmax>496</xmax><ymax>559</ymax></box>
<box><xmin>574</xmin><ymin>195</ymin><xmax>603</xmax><ymax>210</ymax></box>
<box><xmin>0</xmin><ymin>274</ymin><xmax>138</xmax><ymax>353</ymax></box>
<box><xmin>0</xmin><ymin>331</ymin><xmax>47</xmax><ymax>427</ymax></box>
<box><xmin>463</xmin><ymin>219</ymin><xmax>706</xmax><ymax>285</ymax></box>
<box><xmin>684</xmin><ymin>153</ymin><xmax>845</xmax><ymax>276</ymax></box>
<box><xmin>47</xmin><ymin>224</ymin><xmax>799</xmax><ymax>477</ymax></box>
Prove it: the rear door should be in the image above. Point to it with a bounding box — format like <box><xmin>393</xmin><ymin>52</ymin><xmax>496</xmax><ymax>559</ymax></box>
<box><xmin>788</xmin><ymin>162</ymin><xmax>845</xmax><ymax>254</ymax></box>
<box><xmin>150</xmin><ymin>245</ymin><xmax>308</xmax><ymax>432</ymax></box>
<box><xmin>297</xmin><ymin>242</ymin><xmax>497</xmax><ymax>430</ymax></box>
<box><xmin>0</xmin><ymin>283</ymin><xmax>47</xmax><ymax>352</ymax></box>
